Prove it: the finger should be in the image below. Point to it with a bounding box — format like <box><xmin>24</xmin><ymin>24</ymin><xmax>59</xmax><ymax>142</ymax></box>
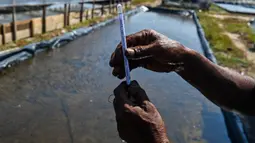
<box><xmin>142</xmin><ymin>101</ymin><xmax>158</xmax><ymax>113</ymax></box>
<box><xmin>110</xmin><ymin>43</ymin><xmax>156</xmax><ymax>68</ymax></box>
<box><xmin>113</xmin><ymin>81</ymin><xmax>133</xmax><ymax>117</ymax></box>
<box><xmin>112</xmin><ymin>60</ymin><xmax>183</xmax><ymax>79</ymax></box>
<box><xmin>109</xmin><ymin>43</ymin><xmax>122</xmax><ymax>67</ymax></box>
<box><xmin>109</xmin><ymin>29</ymin><xmax>157</xmax><ymax>67</ymax></box>
<box><xmin>114</xmin><ymin>81</ymin><xmax>130</xmax><ymax>105</ymax></box>
<box><xmin>125</xmin><ymin>29</ymin><xmax>157</xmax><ymax>46</ymax></box>
<box><xmin>114</xmin><ymin>81</ymin><xmax>127</xmax><ymax>95</ymax></box>
<box><xmin>124</xmin><ymin>104</ymin><xmax>148</xmax><ymax>118</ymax></box>
<box><xmin>112</xmin><ymin>57</ymin><xmax>155</xmax><ymax>79</ymax></box>
<box><xmin>125</xmin><ymin>44</ymin><xmax>159</xmax><ymax>59</ymax></box>
<box><xmin>113</xmin><ymin>81</ymin><xmax>127</xmax><ymax>111</ymax></box>
<box><xmin>128</xmin><ymin>80</ymin><xmax>150</xmax><ymax>106</ymax></box>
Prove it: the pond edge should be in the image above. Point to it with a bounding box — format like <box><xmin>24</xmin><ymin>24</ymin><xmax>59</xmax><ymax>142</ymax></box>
<box><xmin>0</xmin><ymin>7</ymin><xmax>141</xmax><ymax>71</ymax></box>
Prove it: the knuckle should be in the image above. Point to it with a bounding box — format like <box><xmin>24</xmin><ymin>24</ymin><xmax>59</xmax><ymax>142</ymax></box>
<box><xmin>143</xmin><ymin>29</ymin><xmax>155</xmax><ymax>34</ymax></box>
<box><xmin>113</xmin><ymin>88</ymin><xmax>118</xmax><ymax>96</ymax></box>
<box><xmin>143</xmin><ymin>100</ymin><xmax>152</xmax><ymax>106</ymax></box>
<box><xmin>135</xmin><ymin>46</ymin><xmax>143</xmax><ymax>53</ymax></box>
<box><xmin>139</xmin><ymin>88</ymin><xmax>147</xmax><ymax>95</ymax></box>
<box><xmin>143</xmin><ymin>100</ymin><xmax>149</xmax><ymax>105</ymax></box>
<box><xmin>148</xmin><ymin>102</ymin><xmax>157</xmax><ymax>109</ymax></box>
<box><xmin>109</xmin><ymin>54</ymin><xmax>115</xmax><ymax>66</ymax></box>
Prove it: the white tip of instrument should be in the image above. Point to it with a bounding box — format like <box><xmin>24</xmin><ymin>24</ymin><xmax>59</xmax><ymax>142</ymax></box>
<box><xmin>117</xmin><ymin>4</ymin><xmax>123</xmax><ymax>14</ymax></box>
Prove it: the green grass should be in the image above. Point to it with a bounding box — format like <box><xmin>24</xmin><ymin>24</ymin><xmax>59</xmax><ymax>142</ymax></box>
<box><xmin>208</xmin><ymin>3</ymin><xmax>227</xmax><ymax>13</ymax></box>
<box><xmin>66</xmin><ymin>17</ymin><xmax>104</xmax><ymax>31</ymax></box>
<box><xmin>198</xmin><ymin>14</ymin><xmax>244</xmax><ymax>57</ymax></box>
<box><xmin>166</xmin><ymin>3</ymin><xmax>253</xmax><ymax>71</ymax></box>
<box><xmin>215</xmin><ymin>52</ymin><xmax>251</xmax><ymax>68</ymax></box>
<box><xmin>220</xmin><ymin>18</ymin><xmax>255</xmax><ymax>45</ymax></box>
<box><xmin>131</xmin><ymin>0</ymin><xmax>155</xmax><ymax>5</ymax></box>
<box><xmin>198</xmin><ymin>13</ymin><xmax>250</xmax><ymax>68</ymax></box>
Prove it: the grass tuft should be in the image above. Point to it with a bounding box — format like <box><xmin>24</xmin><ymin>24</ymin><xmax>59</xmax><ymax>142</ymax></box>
<box><xmin>208</xmin><ymin>4</ymin><xmax>227</xmax><ymax>13</ymax></box>
<box><xmin>220</xmin><ymin>18</ymin><xmax>255</xmax><ymax>44</ymax></box>
<box><xmin>131</xmin><ymin>0</ymin><xmax>155</xmax><ymax>5</ymax></box>
<box><xmin>198</xmin><ymin>13</ymin><xmax>250</xmax><ymax>68</ymax></box>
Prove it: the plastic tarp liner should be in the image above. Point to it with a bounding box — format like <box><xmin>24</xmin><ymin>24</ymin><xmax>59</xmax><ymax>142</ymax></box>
<box><xmin>0</xmin><ymin>0</ymin><xmax>98</xmax><ymax>7</ymax></box>
<box><xmin>149</xmin><ymin>7</ymin><xmax>248</xmax><ymax>143</ymax></box>
<box><xmin>215</xmin><ymin>2</ymin><xmax>255</xmax><ymax>15</ymax></box>
<box><xmin>0</xmin><ymin>8</ymin><xmax>140</xmax><ymax>71</ymax></box>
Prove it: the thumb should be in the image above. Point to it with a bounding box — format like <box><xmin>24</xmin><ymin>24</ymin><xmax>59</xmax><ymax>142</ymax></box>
<box><xmin>128</xmin><ymin>80</ymin><xmax>150</xmax><ymax>105</ymax></box>
<box><xmin>124</xmin><ymin>104</ymin><xmax>148</xmax><ymax>119</ymax></box>
<box><xmin>125</xmin><ymin>43</ymin><xmax>158</xmax><ymax>59</ymax></box>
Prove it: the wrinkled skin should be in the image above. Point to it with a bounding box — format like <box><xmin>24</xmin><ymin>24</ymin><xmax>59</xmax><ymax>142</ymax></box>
<box><xmin>110</xmin><ymin>29</ymin><xmax>255</xmax><ymax>116</ymax></box>
<box><xmin>109</xmin><ymin>29</ymin><xmax>188</xmax><ymax>79</ymax></box>
<box><xmin>113</xmin><ymin>81</ymin><xmax>170</xmax><ymax>143</ymax></box>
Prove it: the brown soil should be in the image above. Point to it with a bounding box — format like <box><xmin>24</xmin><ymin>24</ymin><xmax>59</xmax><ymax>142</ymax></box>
<box><xmin>209</xmin><ymin>14</ymin><xmax>253</xmax><ymax>21</ymax></box>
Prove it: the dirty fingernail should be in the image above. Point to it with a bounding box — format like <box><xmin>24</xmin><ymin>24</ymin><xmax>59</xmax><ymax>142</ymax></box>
<box><xmin>125</xmin><ymin>49</ymin><xmax>135</xmax><ymax>57</ymax></box>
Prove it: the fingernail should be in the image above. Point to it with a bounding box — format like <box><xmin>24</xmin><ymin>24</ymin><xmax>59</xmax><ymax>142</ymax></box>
<box><xmin>125</xmin><ymin>49</ymin><xmax>135</xmax><ymax>57</ymax></box>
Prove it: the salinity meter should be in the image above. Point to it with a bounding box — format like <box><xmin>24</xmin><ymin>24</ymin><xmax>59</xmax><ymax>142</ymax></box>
<box><xmin>117</xmin><ymin>4</ymin><xmax>131</xmax><ymax>85</ymax></box>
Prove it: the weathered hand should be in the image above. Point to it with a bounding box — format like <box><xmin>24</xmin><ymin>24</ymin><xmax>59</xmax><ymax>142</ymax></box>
<box><xmin>113</xmin><ymin>81</ymin><xmax>170</xmax><ymax>143</ymax></box>
<box><xmin>110</xmin><ymin>29</ymin><xmax>191</xmax><ymax>79</ymax></box>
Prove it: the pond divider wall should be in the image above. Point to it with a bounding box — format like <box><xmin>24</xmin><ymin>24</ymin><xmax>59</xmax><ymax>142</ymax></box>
<box><xmin>0</xmin><ymin>6</ymin><xmax>249</xmax><ymax>143</ymax></box>
<box><xmin>214</xmin><ymin>2</ymin><xmax>255</xmax><ymax>15</ymax></box>
<box><xmin>0</xmin><ymin>8</ymin><xmax>140</xmax><ymax>71</ymax></box>
<box><xmin>149</xmin><ymin>7</ymin><xmax>249</xmax><ymax>143</ymax></box>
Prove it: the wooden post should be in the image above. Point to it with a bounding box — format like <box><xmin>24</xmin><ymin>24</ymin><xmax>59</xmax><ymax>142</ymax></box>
<box><xmin>42</xmin><ymin>5</ymin><xmax>46</xmax><ymax>33</ymax></box>
<box><xmin>101</xmin><ymin>5</ymin><xmax>104</xmax><ymax>16</ymax></box>
<box><xmin>30</xmin><ymin>20</ymin><xmax>34</xmax><ymax>37</ymax></box>
<box><xmin>12</xmin><ymin>4</ymin><xmax>17</xmax><ymax>41</ymax></box>
<box><xmin>80</xmin><ymin>2</ymin><xmax>84</xmax><ymax>22</ymax></box>
<box><xmin>67</xmin><ymin>4</ymin><xmax>71</xmax><ymax>26</ymax></box>
<box><xmin>86</xmin><ymin>10</ymin><xmax>89</xmax><ymax>20</ymax></box>
<box><xmin>64</xmin><ymin>4</ymin><xmax>68</xmax><ymax>27</ymax></box>
<box><xmin>91</xmin><ymin>0</ymin><xmax>95</xmax><ymax>19</ymax></box>
<box><xmin>109</xmin><ymin>0</ymin><xmax>111</xmax><ymax>13</ymax></box>
<box><xmin>162</xmin><ymin>0</ymin><xmax>165</xmax><ymax>5</ymax></box>
<box><xmin>1</xmin><ymin>25</ymin><xmax>6</xmax><ymax>45</ymax></box>
<box><xmin>112</xmin><ymin>0</ymin><xmax>114</xmax><ymax>12</ymax></box>
<box><xmin>115</xmin><ymin>0</ymin><xmax>117</xmax><ymax>12</ymax></box>
<box><xmin>125</xmin><ymin>1</ymin><xmax>128</xmax><ymax>9</ymax></box>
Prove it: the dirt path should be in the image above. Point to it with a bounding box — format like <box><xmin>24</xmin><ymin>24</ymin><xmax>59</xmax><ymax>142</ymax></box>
<box><xmin>209</xmin><ymin>14</ymin><xmax>254</xmax><ymax>21</ymax></box>
<box><xmin>225</xmin><ymin>32</ymin><xmax>255</xmax><ymax>62</ymax></box>
<box><xmin>133</xmin><ymin>0</ymin><xmax>162</xmax><ymax>7</ymax></box>
<box><xmin>209</xmin><ymin>13</ymin><xmax>255</xmax><ymax>76</ymax></box>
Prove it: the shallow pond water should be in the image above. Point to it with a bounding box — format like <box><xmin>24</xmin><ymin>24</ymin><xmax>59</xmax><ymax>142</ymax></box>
<box><xmin>0</xmin><ymin>11</ymin><xmax>230</xmax><ymax>143</ymax></box>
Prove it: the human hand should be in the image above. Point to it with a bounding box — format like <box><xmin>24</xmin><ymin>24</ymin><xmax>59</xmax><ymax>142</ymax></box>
<box><xmin>113</xmin><ymin>81</ymin><xmax>170</xmax><ymax>143</ymax></box>
<box><xmin>110</xmin><ymin>29</ymin><xmax>192</xmax><ymax>79</ymax></box>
